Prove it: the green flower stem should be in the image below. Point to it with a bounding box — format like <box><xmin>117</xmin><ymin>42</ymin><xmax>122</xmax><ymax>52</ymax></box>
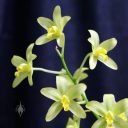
<box><xmin>61</xmin><ymin>34</ymin><xmax>65</xmax><ymax>56</ymax></box>
<box><xmin>80</xmin><ymin>53</ymin><xmax>91</xmax><ymax>70</ymax></box>
<box><xmin>56</xmin><ymin>47</ymin><xmax>76</xmax><ymax>83</ymax></box>
<box><xmin>33</xmin><ymin>67</ymin><xmax>61</xmax><ymax>75</ymax></box>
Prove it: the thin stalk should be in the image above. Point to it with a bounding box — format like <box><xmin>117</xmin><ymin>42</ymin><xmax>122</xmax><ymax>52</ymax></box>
<box><xmin>56</xmin><ymin>47</ymin><xmax>76</xmax><ymax>83</ymax></box>
<box><xmin>33</xmin><ymin>67</ymin><xmax>61</xmax><ymax>75</ymax></box>
<box><xmin>80</xmin><ymin>53</ymin><xmax>91</xmax><ymax>69</ymax></box>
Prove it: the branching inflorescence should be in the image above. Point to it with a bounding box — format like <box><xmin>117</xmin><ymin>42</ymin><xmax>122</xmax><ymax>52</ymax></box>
<box><xmin>11</xmin><ymin>5</ymin><xmax>128</xmax><ymax>128</ymax></box>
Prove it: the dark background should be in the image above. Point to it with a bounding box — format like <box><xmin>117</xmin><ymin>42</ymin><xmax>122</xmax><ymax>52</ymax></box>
<box><xmin>0</xmin><ymin>0</ymin><xmax>128</xmax><ymax>128</ymax></box>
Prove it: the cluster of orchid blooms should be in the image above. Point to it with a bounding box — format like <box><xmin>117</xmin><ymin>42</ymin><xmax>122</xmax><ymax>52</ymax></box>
<box><xmin>11</xmin><ymin>5</ymin><xmax>128</xmax><ymax>128</ymax></box>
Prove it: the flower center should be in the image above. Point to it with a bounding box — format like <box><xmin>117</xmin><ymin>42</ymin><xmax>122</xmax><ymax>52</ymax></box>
<box><xmin>105</xmin><ymin>111</ymin><xmax>114</xmax><ymax>127</ymax></box>
<box><xmin>118</xmin><ymin>112</ymin><xmax>127</xmax><ymax>121</ymax></box>
<box><xmin>94</xmin><ymin>47</ymin><xmax>108</xmax><ymax>61</ymax></box>
<box><xmin>47</xmin><ymin>26</ymin><xmax>60</xmax><ymax>38</ymax></box>
<box><xmin>61</xmin><ymin>95</ymin><xmax>70</xmax><ymax>111</ymax></box>
<box><xmin>15</xmin><ymin>63</ymin><xmax>31</xmax><ymax>77</ymax></box>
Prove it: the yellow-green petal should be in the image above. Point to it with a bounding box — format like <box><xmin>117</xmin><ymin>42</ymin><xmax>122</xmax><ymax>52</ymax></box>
<box><xmin>11</xmin><ymin>55</ymin><xmax>26</xmax><ymax>67</ymax></box>
<box><xmin>61</xmin><ymin>16</ymin><xmax>71</xmax><ymax>30</ymax></box>
<box><xmin>35</xmin><ymin>34</ymin><xmax>55</xmax><ymax>45</ymax></box>
<box><xmin>66</xmin><ymin>84</ymin><xmax>86</xmax><ymax>100</ymax></box>
<box><xmin>26</xmin><ymin>43</ymin><xmax>37</xmax><ymax>62</ymax></box>
<box><xmin>56</xmin><ymin>33</ymin><xmax>65</xmax><ymax>47</ymax></box>
<box><xmin>91</xmin><ymin>118</ymin><xmax>106</xmax><ymax>128</ymax></box>
<box><xmin>28</xmin><ymin>72</ymin><xmax>33</xmax><ymax>86</ymax></box>
<box><xmin>114</xmin><ymin>98</ymin><xmax>128</xmax><ymax>115</ymax></box>
<box><xmin>56</xmin><ymin>76</ymin><xmax>72</xmax><ymax>95</ymax></box>
<box><xmin>73</xmin><ymin>67</ymin><xmax>88</xmax><ymax>83</ymax></box>
<box><xmin>88</xmin><ymin>30</ymin><xmax>99</xmax><ymax>49</ymax></box>
<box><xmin>103</xmin><ymin>94</ymin><xmax>116</xmax><ymax>111</ymax></box>
<box><xmin>89</xmin><ymin>54</ymin><xmax>97</xmax><ymax>70</ymax></box>
<box><xmin>86</xmin><ymin>101</ymin><xmax>107</xmax><ymax>117</ymax></box>
<box><xmin>114</xmin><ymin>117</ymin><xmax>128</xmax><ymax>128</ymax></box>
<box><xmin>12</xmin><ymin>72</ymin><xmax>28</xmax><ymax>88</ymax></box>
<box><xmin>37</xmin><ymin>17</ymin><xmax>55</xmax><ymax>30</ymax></box>
<box><xmin>99</xmin><ymin>57</ymin><xmax>118</xmax><ymax>70</ymax></box>
<box><xmin>40</xmin><ymin>87</ymin><xmax>61</xmax><ymax>101</ymax></box>
<box><xmin>100</xmin><ymin>38</ymin><xmax>117</xmax><ymax>52</ymax></box>
<box><xmin>53</xmin><ymin>5</ymin><xmax>61</xmax><ymax>29</ymax></box>
<box><xmin>69</xmin><ymin>101</ymin><xmax>86</xmax><ymax>119</ymax></box>
<box><xmin>45</xmin><ymin>102</ymin><xmax>62</xmax><ymax>122</ymax></box>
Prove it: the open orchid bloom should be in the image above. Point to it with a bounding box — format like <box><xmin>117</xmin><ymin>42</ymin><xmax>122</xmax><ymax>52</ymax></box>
<box><xmin>11</xmin><ymin>43</ymin><xmax>37</xmax><ymax>88</ymax></box>
<box><xmin>40</xmin><ymin>76</ymin><xmax>86</xmax><ymax>122</ymax></box>
<box><xmin>86</xmin><ymin>94</ymin><xmax>128</xmax><ymax>128</ymax></box>
<box><xmin>35</xmin><ymin>5</ymin><xmax>71</xmax><ymax>47</ymax></box>
<box><xmin>88</xmin><ymin>30</ymin><xmax>118</xmax><ymax>70</ymax></box>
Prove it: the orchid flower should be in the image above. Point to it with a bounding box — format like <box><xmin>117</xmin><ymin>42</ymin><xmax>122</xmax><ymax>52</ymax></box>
<box><xmin>88</xmin><ymin>30</ymin><xmax>118</xmax><ymax>70</ymax></box>
<box><xmin>11</xmin><ymin>43</ymin><xmax>37</xmax><ymax>88</ymax></box>
<box><xmin>86</xmin><ymin>94</ymin><xmax>128</xmax><ymax>128</ymax></box>
<box><xmin>40</xmin><ymin>76</ymin><xmax>86</xmax><ymax>122</ymax></box>
<box><xmin>35</xmin><ymin>5</ymin><xmax>71</xmax><ymax>47</ymax></box>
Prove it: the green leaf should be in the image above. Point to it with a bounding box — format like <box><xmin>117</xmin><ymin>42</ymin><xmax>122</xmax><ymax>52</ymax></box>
<box><xmin>100</xmin><ymin>38</ymin><xmax>117</xmax><ymax>52</ymax></box>
<box><xmin>46</xmin><ymin>102</ymin><xmax>62</xmax><ymax>122</ymax></box>
<box><xmin>12</xmin><ymin>72</ymin><xmax>28</xmax><ymax>88</ymax></box>
<box><xmin>99</xmin><ymin>57</ymin><xmax>118</xmax><ymax>70</ymax></box>
<box><xmin>114</xmin><ymin>98</ymin><xmax>128</xmax><ymax>115</ymax></box>
<box><xmin>91</xmin><ymin>118</ymin><xmax>106</xmax><ymax>128</ymax></box>
<box><xmin>11</xmin><ymin>55</ymin><xmax>26</xmax><ymax>67</ymax></box>
<box><xmin>88</xmin><ymin>30</ymin><xmax>99</xmax><ymax>48</ymax></box>
<box><xmin>89</xmin><ymin>54</ymin><xmax>97</xmax><ymax>70</ymax></box>
<box><xmin>86</xmin><ymin>101</ymin><xmax>107</xmax><ymax>117</ymax></box>
<box><xmin>56</xmin><ymin>76</ymin><xmax>72</xmax><ymax>95</ymax></box>
<box><xmin>35</xmin><ymin>34</ymin><xmax>55</xmax><ymax>45</ymax></box>
<box><xmin>40</xmin><ymin>87</ymin><xmax>61</xmax><ymax>101</ymax></box>
<box><xmin>61</xmin><ymin>16</ymin><xmax>71</xmax><ymax>30</ymax></box>
<box><xmin>57</xmin><ymin>33</ymin><xmax>65</xmax><ymax>47</ymax></box>
<box><xmin>66</xmin><ymin>84</ymin><xmax>86</xmax><ymax>100</ymax></box>
<box><xmin>53</xmin><ymin>5</ymin><xmax>61</xmax><ymax>29</ymax></box>
<box><xmin>37</xmin><ymin>17</ymin><xmax>55</xmax><ymax>30</ymax></box>
<box><xmin>69</xmin><ymin>101</ymin><xmax>86</xmax><ymax>119</ymax></box>
<box><xmin>103</xmin><ymin>94</ymin><xmax>116</xmax><ymax>111</ymax></box>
